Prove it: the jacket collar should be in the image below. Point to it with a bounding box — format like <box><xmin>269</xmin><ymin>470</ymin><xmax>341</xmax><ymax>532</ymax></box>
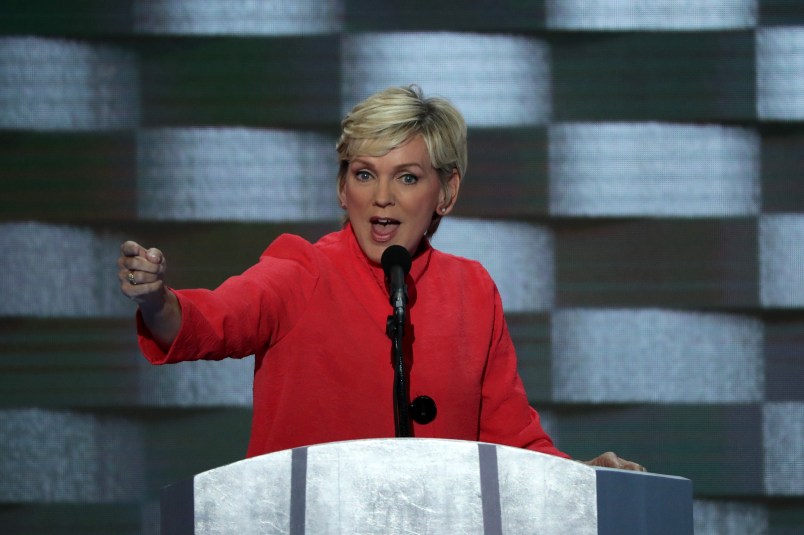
<box><xmin>343</xmin><ymin>222</ymin><xmax>433</xmax><ymax>292</ymax></box>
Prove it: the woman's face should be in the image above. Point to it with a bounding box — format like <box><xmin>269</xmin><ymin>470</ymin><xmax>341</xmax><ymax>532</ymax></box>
<box><xmin>339</xmin><ymin>135</ymin><xmax>460</xmax><ymax>264</ymax></box>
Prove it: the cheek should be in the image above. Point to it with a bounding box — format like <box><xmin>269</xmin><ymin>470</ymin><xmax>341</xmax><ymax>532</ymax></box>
<box><xmin>341</xmin><ymin>186</ymin><xmax>373</xmax><ymax>214</ymax></box>
<box><xmin>339</xmin><ymin>183</ymin><xmax>358</xmax><ymax>208</ymax></box>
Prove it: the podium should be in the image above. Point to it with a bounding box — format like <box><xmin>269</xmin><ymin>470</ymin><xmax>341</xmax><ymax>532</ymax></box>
<box><xmin>161</xmin><ymin>438</ymin><xmax>692</xmax><ymax>534</ymax></box>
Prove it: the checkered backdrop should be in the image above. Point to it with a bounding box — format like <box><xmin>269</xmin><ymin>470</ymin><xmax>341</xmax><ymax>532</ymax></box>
<box><xmin>1</xmin><ymin>1</ymin><xmax>803</xmax><ymax>533</ymax></box>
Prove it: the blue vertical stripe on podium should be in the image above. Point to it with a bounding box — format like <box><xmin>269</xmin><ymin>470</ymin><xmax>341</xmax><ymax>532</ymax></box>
<box><xmin>290</xmin><ymin>446</ymin><xmax>308</xmax><ymax>535</ymax></box>
<box><xmin>478</xmin><ymin>442</ymin><xmax>504</xmax><ymax>535</ymax></box>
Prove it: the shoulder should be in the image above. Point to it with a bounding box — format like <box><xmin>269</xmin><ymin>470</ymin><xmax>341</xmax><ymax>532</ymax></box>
<box><xmin>257</xmin><ymin>228</ymin><xmax>349</xmax><ymax>271</ymax></box>
<box><xmin>250</xmin><ymin>234</ymin><xmax>323</xmax><ymax>281</ymax></box>
<box><xmin>429</xmin><ymin>248</ymin><xmax>498</xmax><ymax>296</ymax></box>
<box><xmin>261</xmin><ymin>227</ymin><xmax>346</xmax><ymax>259</ymax></box>
<box><xmin>431</xmin><ymin>248</ymin><xmax>493</xmax><ymax>279</ymax></box>
<box><xmin>263</xmin><ymin>233</ymin><xmax>313</xmax><ymax>255</ymax></box>
<box><xmin>260</xmin><ymin>233</ymin><xmax>315</xmax><ymax>261</ymax></box>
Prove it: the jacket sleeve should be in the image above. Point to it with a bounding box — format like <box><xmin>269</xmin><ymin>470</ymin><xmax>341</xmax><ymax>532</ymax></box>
<box><xmin>137</xmin><ymin>234</ymin><xmax>320</xmax><ymax>364</ymax></box>
<box><xmin>478</xmin><ymin>284</ymin><xmax>570</xmax><ymax>459</ymax></box>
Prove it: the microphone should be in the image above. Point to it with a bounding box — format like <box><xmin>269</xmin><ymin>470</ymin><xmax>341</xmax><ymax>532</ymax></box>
<box><xmin>381</xmin><ymin>245</ymin><xmax>411</xmax><ymax>316</ymax></box>
<box><xmin>381</xmin><ymin>244</ymin><xmax>413</xmax><ymax>438</ymax></box>
<box><xmin>381</xmin><ymin>245</ymin><xmax>439</xmax><ymax>433</ymax></box>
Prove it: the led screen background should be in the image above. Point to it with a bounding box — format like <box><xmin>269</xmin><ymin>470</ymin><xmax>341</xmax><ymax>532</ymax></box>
<box><xmin>1</xmin><ymin>1</ymin><xmax>803</xmax><ymax>533</ymax></box>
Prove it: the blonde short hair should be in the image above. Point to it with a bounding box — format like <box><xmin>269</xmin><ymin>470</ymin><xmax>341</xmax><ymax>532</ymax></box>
<box><xmin>336</xmin><ymin>85</ymin><xmax>467</xmax><ymax>236</ymax></box>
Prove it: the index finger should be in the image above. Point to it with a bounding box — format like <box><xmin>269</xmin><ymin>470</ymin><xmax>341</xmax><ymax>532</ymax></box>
<box><xmin>120</xmin><ymin>240</ymin><xmax>146</xmax><ymax>257</ymax></box>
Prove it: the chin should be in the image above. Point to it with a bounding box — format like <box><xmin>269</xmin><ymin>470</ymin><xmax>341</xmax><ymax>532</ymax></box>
<box><xmin>360</xmin><ymin>242</ymin><xmax>384</xmax><ymax>264</ymax></box>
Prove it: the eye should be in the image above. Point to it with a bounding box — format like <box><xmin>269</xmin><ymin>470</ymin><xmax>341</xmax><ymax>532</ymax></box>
<box><xmin>399</xmin><ymin>173</ymin><xmax>418</xmax><ymax>185</ymax></box>
<box><xmin>354</xmin><ymin>170</ymin><xmax>373</xmax><ymax>182</ymax></box>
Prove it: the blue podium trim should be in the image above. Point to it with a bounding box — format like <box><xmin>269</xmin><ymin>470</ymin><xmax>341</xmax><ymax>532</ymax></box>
<box><xmin>596</xmin><ymin>468</ymin><xmax>693</xmax><ymax>535</ymax></box>
<box><xmin>161</xmin><ymin>477</ymin><xmax>195</xmax><ymax>535</ymax></box>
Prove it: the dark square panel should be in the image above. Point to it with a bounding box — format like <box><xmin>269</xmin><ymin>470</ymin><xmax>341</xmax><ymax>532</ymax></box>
<box><xmin>0</xmin><ymin>0</ymin><xmax>133</xmax><ymax>35</ymax></box>
<box><xmin>764</xmin><ymin>312</ymin><xmax>804</xmax><ymax>402</ymax></box>
<box><xmin>551</xmin><ymin>31</ymin><xmax>756</xmax><ymax>122</ymax></box>
<box><xmin>761</xmin><ymin>0</ymin><xmax>804</xmax><ymax>26</ymax></box>
<box><xmin>554</xmin><ymin>404</ymin><xmax>764</xmax><ymax>497</ymax></box>
<box><xmin>345</xmin><ymin>0</ymin><xmax>546</xmax><ymax>32</ymax></box>
<box><xmin>0</xmin><ymin>132</ymin><xmax>136</xmax><ymax>223</ymax></box>
<box><xmin>139</xmin><ymin>36</ymin><xmax>341</xmax><ymax>128</ymax></box>
<box><xmin>457</xmin><ymin>127</ymin><xmax>549</xmax><ymax>218</ymax></box>
<box><xmin>762</xmin><ymin>126</ymin><xmax>804</xmax><ymax>213</ymax></box>
<box><xmin>555</xmin><ymin>218</ymin><xmax>760</xmax><ymax>308</ymax></box>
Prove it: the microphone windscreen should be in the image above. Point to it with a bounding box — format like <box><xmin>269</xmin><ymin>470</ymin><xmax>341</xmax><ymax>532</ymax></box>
<box><xmin>381</xmin><ymin>244</ymin><xmax>412</xmax><ymax>276</ymax></box>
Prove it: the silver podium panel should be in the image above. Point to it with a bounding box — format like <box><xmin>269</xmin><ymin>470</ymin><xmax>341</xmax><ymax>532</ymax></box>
<box><xmin>162</xmin><ymin>438</ymin><xmax>692</xmax><ymax>535</ymax></box>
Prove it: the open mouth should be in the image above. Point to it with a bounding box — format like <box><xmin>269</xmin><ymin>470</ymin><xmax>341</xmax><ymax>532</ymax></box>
<box><xmin>370</xmin><ymin>217</ymin><xmax>400</xmax><ymax>241</ymax></box>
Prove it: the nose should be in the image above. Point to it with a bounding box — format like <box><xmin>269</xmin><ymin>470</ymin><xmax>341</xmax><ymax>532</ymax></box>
<box><xmin>373</xmin><ymin>176</ymin><xmax>394</xmax><ymax>207</ymax></box>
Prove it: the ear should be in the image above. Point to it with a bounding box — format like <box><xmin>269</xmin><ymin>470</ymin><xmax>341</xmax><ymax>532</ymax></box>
<box><xmin>437</xmin><ymin>168</ymin><xmax>461</xmax><ymax>215</ymax></box>
<box><xmin>337</xmin><ymin>178</ymin><xmax>347</xmax><ymax>209</ymax></box>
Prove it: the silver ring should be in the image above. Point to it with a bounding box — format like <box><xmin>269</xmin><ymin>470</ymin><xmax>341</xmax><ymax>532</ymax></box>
<box><xmin>128</xmin><ymin>272</ymin><xmax>137</xmax><ymax>285</ymax></box>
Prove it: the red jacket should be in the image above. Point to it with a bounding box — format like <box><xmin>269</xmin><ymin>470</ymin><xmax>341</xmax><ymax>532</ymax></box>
<box><xmin>138</xmin><ymin>224</ymin><xmax>568</xmax><ymax>459</ymax></box>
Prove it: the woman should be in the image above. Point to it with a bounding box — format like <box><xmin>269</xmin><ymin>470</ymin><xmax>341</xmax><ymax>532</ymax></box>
<box><xmin>119</xmin><ymin>86</ymin><xmax>643</xmax><ymax>471</ymax></box>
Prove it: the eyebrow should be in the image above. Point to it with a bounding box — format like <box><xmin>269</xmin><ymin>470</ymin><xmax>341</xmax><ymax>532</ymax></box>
<box><xmin>349</xmin><ymin>158</ymin><xmax>428</xmax><ymax>172</ymax></box>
